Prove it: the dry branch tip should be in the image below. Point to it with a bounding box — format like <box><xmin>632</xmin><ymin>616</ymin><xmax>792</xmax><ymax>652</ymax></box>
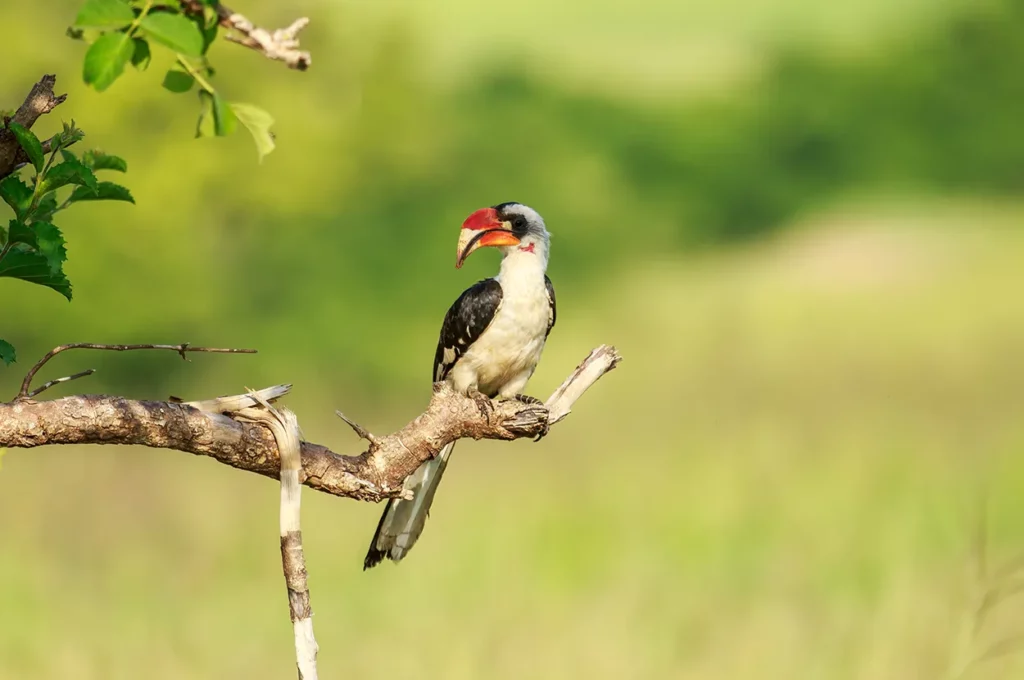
<box><xmin>335</xmin><ymin>410</ymin><xmax>379</xmax><ymax>446</ymax></box>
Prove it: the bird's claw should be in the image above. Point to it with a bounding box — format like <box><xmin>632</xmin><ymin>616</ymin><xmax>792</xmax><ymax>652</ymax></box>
<box><xmin>513</xmin><ymin>394</ymin><xmax>549</xmax><ymax>441</ymax></box>
<box><xmin>469</xmin><ymin>389</ymin><xmax>493</xmax><ymax>420</ymax></box>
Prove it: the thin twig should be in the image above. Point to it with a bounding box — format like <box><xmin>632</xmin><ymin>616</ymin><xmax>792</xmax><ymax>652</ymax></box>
<box><xmin>335</xmin><ymin>410</ymin><xmax>379</xmax><ymax>446</ymax></box>
<box><xmin>28</xmin><ymin>369</ymin><xmax>96</xmax><ymax>398</ymax></box>
<box><xmin>180</xmin><ymin>1</ymin><xmax>311</xmax><ymax>70</ymax></box>
<box><xmin>18</xmin><ymin>343</ymin><xmax>257</xmax><ymax>401</ymax></box>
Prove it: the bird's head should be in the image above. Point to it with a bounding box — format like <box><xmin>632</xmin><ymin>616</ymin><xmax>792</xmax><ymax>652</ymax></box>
<box><xmin>456</xmin><ymin>202</ymin><xmax>549</xmax><ymax>268</ymax></box>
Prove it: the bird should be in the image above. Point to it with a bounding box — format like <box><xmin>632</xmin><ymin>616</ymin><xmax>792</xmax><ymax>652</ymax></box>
<box><xmin>364</xmin><ymin>202</ymin><xmax>556</xmax><ymax>569</ymax></box>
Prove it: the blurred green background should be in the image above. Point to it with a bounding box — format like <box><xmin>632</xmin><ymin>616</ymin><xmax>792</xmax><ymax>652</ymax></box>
<box><xmin>3</xmin><ymin>0</ymin><xmax>1024</xmax><ymax>677</ymax></box>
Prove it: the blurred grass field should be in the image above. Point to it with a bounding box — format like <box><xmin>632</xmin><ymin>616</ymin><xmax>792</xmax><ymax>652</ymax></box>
<box><xmin>3</xmin><ymin>0</ymin><xmax>1024</xmax><ymax>677</ymax></box>
<box><xmin>3</xmin><ymin>200</ymin><xmax>1024</xmax><ymax>679</ymax></box>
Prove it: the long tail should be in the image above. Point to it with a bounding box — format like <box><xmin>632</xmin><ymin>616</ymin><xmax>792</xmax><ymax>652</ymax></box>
<box><xmin>363</xmin><ymin>442</ymin><xmax>455</xmax><ymax>569</ymax></box>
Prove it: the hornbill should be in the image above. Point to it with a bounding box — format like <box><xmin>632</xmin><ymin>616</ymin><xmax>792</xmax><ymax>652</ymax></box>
<box><xmin>364</xmin><ymin>202</ymin><xmax>556</xmax><ymax>569</ymax></box>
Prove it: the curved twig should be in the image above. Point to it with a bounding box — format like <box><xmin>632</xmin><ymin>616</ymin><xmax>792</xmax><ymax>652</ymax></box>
<box><xmin>17</xmin><ymin>343</ymin><xmax>257</xmax><ymax>401</ymax></box>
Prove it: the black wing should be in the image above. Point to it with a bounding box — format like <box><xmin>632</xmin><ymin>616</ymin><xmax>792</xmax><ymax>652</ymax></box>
<box><xmin>544</xmin><ymin>275</ymin><xmax>556</xmax><ymax>338</ymax></box>
<box><xmin>433</xmin><ymin>278</ymin><xmax>504</xmax><ymax>382</ymax></box>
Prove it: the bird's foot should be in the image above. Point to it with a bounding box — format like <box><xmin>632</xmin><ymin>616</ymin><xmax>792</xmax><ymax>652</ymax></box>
<box><xmin>468</xmin><ymin>389</ymin><xmax>494</xmax><ymax>420</ymax></box>
<box><xmin>513</xmin><ymin>394</ymin><xmax>549</xmax><ymax>441</ymax></box>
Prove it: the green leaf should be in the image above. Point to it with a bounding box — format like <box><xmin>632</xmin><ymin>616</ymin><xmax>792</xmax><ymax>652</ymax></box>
<box><xmin>82</xmin><ymin>150</ymin><xmax>128</xmax><ymax>172</ymax></box>
<box><xmin>230</xmin><ymin>103</ymin><xmax>276</xmax><ymax>161</ymax></box>
<box><xmin>34</xmin><ymin>223</ymin><xmax>67</xmax><ymax>274</ymax></box>
<box><xmin>68</xmin><ymin>181</ymin><xmax>134</xmax><ymax>204</ymax></box>
<box><xmin>0</xmin><ymin>339</ymin><xmax>15</xmax><ymax>366</ymax></box>
<box><xmin>0</xmin><ymin>176</ymin><xmax>33</xmax><ymax>218</ymax></box>
<box><xmin>162</xmin><ymin>67</ymin><xmax>195</xmax><ymax>93</ymax></box>
<box><xmin>32</xmin><ymin>194</ymin><xmax>59</xmax><ymax>223</ymax></box>
<box><xmin>131</xmin><ymin>37</ymin><xmax>151</xmax><ymax>70</ymax></box>
<box><xmin>0</xmin><ymin>247</ymin><xmax>72</xmax><ymax>300</ymax></box>
<box><xmin>7</xmin><ymin>220</ymin><xmax>36</xmax><ymax>248</ymax></box>
<box><xmin>196</xmin><ymin>91</ymin><xmax>215</xmax><ymax>138</ymax></box>
<box><xmin>140</xmin><ymin>12</ymin><xmax>204</xmax><ymax>57</ymax></box>
<box><xmin>7</xmin><ymin>122</ymin><xmax>44</xmax><ymax>172</ymax></box>
<box><xmin>60</xmin><ymin>149</ymin><xmax>77</xmax><ymax>164</ymax></box>
<box><xmin>83</xmin><ymin>32</ymin><xmax>134</xmax><ymax>92</ymax></box>
<box><xmin>189</xmin><ymin>10</ymin><xmax>218</xmax><ymax>52</ymax></box>
<box><xmin>74</xmin><ymin>0</ymin><xmax>134</xmax><ymax>28</ymax></box>
<box><xmin>212</xmin><ymin>94</ymin><xmax>236</xmax><ymax>136</ymax></box>
<box><xmin>41</xmin><ymin>159</ymin><xmax>98</xmax><ymax>194</ymax></box>
<box><xmin>59</xmin><ymin>121</ymin><xmax>86</xmax><ymax>146</ymax></box>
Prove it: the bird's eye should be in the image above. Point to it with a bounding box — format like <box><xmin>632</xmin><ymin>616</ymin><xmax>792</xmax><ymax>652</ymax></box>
<box><xmin>512</xmin><ymin>216</ymin><xmax>527</xmax><ymax>230</ymax></box>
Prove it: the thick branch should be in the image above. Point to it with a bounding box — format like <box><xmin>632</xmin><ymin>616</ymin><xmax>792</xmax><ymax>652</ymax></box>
<box><xmin>0</xmin><ymin>74</ymin><xmax>67</xmax><ymax>178</ymax></box>
<box><xmin>0</xmin><ymin>346</ymin><xmax>622</xmax><ymax>503</ymax></box>
<box><xmin>181</xmin><ymin>1</ymin><xmax>311</xmax><ymax>70</ymax></box>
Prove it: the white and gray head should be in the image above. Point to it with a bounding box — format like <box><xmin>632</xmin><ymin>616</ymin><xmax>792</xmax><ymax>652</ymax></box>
<box><xmin>455</xmin><ymin>201</ymin><xmax>550</xmax><ymax>269</ymax></box>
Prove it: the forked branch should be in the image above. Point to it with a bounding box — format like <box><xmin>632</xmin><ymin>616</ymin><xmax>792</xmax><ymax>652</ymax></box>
<box><xmin>0</xmin><ymin>345</ymin><xmax>622</xmax><ymax>502</ymax></box>
<box><xmin>181</xmin><ymin>1</ymin><xmax>312</xmax><ymax>70</ymax></box>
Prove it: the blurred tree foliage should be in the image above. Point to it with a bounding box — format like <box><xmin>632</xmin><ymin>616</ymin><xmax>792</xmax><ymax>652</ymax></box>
<box><xmin>3</xmin><ymin>0</ymin><xmax>1021</xmax><ymax>393</ymax></box>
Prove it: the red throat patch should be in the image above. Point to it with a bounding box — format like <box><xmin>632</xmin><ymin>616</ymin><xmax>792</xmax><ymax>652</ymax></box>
<box><xmin>519</xmin><ymin>243</ymin><xmax>536</xmax><ymax>254</ymax></box>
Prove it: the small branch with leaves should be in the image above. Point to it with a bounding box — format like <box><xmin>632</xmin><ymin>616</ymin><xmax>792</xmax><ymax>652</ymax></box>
<box><xmin>1</xmin><ymin>85</ymin><xmax>135</xmax><ymax>365</ymax></box>
<box><xmin>70</xmin><ymin>0</ymin><xmax>301</xmax><ymax>160</ymax></box>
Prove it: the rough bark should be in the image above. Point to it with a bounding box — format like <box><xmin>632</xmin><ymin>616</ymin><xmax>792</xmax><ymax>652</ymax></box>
<box><xmin>0</xmin><ymin>346</ymin><xmax>622</xmax><ymax>503</ymax></box>
<box><xmin>0</xmin><ymin>75</ymin><xmax>67</xmax><ymax>179</ymax></box>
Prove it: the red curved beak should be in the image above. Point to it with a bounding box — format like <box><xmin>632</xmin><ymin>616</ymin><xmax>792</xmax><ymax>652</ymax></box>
<box><xmin>455</xmin><ymin>207</ymin><xmax>520</xmax><ymax>268</ymax></box>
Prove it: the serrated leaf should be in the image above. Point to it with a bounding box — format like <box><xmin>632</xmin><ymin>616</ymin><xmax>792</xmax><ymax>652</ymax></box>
<box><xmin>131</xmin><ymin>37</ymin><xmax>151</xmax><ymax>70</ymax></box>
<box><xmin>0</xmin><ymin>339</ymin><xmax>15</xmax><ymax>366</ymax></box>
<box><xmin>83</xmin><ymin>32</ymin><xmax>134</xmax><ymax>92</ymax></box>
<box><xmin>7</xmin><ymin>220</ymin><xmax>36</xmax><ymax>248</ymax></box>
<box><xmin>82</xmin><ymin>150</ymin><xmax>128</xmax><ymax>172</ymax></box>
<box><xmin>60</xmin><ymin>149</ymin><xmax>77</xmax><ymax>164</ymax></box>
<box><xmin>60</xmin><ymin>121</ymin><xmax>86</xmax><ymax>146</ymax></box>
<box><xmin>32</xmin><ymin>194</ymin><xmax>59</xmax><ymax>223</ymax></box>
<box><xmin>68</xmin><ymin>181</ymin><xmax>134</xmax><ymax>204</ymax></box>
<box><xmin>7</xmin><ymin>122</ymin><xmax>44</xmax><ymax>172</ymax></box>
<box><xmin>0</xmin><ymin>176</ymin><xmax>33</xmax><ymax>218</ymax></box>
<box><xmin>41</xmin><ymin>159</ymin><xmax>98</xmax><ymax>194</ymax></box>
<box><xmin>162</xmin><ymin>67</ymin><xmax>195</xmax><ymax>93</ymax></box>
<box><xmin>230</xmin><ymin>103</ymin><xmax>276</xmax><ymax>161</ymax></box>
<box><xmin>33</xmin><ymin>223</ymin><xmax>66</xmax><ymax>274</ymax></box>
<box><xmin>140</xmin><ymin>12</ymin><xmax>204</xmax><ymax>56</ymax></box>
<box><xmin>74</xmin><ymin>0</ymin><xmax>134</xmax><ymax>28</ymax></box>
<box><xmin>0</xmin><ymin>247</ymin><xmax>72</xmax><ymax>300</ymax></box>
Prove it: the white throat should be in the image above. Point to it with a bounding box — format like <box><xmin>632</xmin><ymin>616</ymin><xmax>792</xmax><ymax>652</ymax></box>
<box><xmin>497</xmin><ymin>236</ymin><xmax>549</xmax><ymax>291</ymax></box>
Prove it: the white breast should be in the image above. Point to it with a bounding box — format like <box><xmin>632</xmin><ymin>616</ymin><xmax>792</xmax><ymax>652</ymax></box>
<box><xmin>448</xmin><ymin>249</ymin><xmax>550</xmax><ymax>397</ymax></box>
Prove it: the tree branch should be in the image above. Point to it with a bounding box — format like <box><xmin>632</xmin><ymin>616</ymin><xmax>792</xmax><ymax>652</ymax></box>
<box><xmin>0</xmin><ymin>346</ymin><xmax>622</xmax><ymax>503</ymax></box>
<box><xmin>18</xmin><ymin>343</ymin><xmax>257</xmax><ymax>401</ymax></box>
<box><xmin>181</xmin><ymin>1</ymin><xmax>311</xmax><ymax>70</ymax></box>
<box><xmin>236</xmin><ymin>395</ymin><xmax>318</xmax><ymax>680</ymax></box>
<box><xmin>0</xmin><ymin>74</ymin><xmax>67</xmax><ymax>179</ymax></box>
